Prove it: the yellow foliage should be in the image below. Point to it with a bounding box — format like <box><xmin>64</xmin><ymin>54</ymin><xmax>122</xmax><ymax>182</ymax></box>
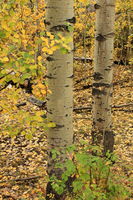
<box><xmin>1</xmin><ymin>57</ymin><xmax>9</xmax><ymax>62</ymax></box>
<box><xmin>32</xmin><ymin>80</ymin><xmax>47</xmax><ymax>99</ymax></box>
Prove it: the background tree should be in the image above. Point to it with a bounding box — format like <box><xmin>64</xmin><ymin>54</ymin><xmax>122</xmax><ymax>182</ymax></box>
<box><xmin>92</xmin><ymin>0</ymin><xmax>116</xmax><ymax>154</ymax></box>
<box><xmin>45</xmin><ymin>0</ymin><xmax>74</xmax><ymax>199</ymax></box>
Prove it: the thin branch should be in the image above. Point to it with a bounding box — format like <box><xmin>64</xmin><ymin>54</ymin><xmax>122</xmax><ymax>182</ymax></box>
<box><xmin>74</xmin><ymin>56</ymin><xmax>93</xmax><ymax>63</ymax></box>
<box><xmin>0</xmin><ymin>175</ymin><xmax>44</xmax><ymax>184</ymax></box>
<box><xmin>15</xmin><ymin>99</ymin><xmax>133</xmax><ymax>112</ymax></box>
<box><xmin>74</xmin><ymin>84</ymin><xmax>92</xmax><ymax>91</ymax></box>
<box><xmin>113</xmin><ymin>103</ymin><xmax>133</xmax><ymax>108</ymax></box>
<box><xmin>75</xmin><ymin>75</ymin><xmax>93</xmax><ymax>84</ymax></box>
<box><xmin>27</xmin><ymin>96</ymin><xmax>46</xmax><ymax>108</ymax></box>
<box><xmin>0</xmin><ymin>70</ymin><xmax>14</xmax><ymax>80</ymax></box>
<box><xmin>74</xmin><ymin>103</ymin><xmax>133</xmax><ymax>112</ymax></box>
<box><xmin>113</xmin><ymin>109</ymin><xmax>133</xmax><ymax>113</ymax></box>
<box><xmin>74</xmin><ymin>106</ymin><xmax>91</xmax><ymax>111</ymax></box>
<box><xmin>74</xmin><ymin>78</ymin><xmax>132</xmax><ymax>91</ymax></box>
<box><xmin>74</xmin><ymin>56</ymin><xmax>130</xmax><ymax>65</ymax></box>
<box><xmin>16</xmin><ymin>102</ymin><xmax>27</xmax><ymax>108</ymax></box>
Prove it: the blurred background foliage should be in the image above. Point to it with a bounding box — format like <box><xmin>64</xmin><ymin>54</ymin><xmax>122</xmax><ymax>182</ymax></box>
<box><xmin>74</xmin><ymin>0</ymin><xmax>133</xmax><ymax>64</ymax></box>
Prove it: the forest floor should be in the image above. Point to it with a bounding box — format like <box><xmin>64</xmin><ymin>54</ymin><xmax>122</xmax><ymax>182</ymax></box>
<box><xmin>0</xmin><ymin>62</ymin><xmax>133</xmax><ymax>200</ymax></box>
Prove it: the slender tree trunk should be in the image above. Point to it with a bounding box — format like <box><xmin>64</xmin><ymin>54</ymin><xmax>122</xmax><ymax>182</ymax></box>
<box><xmin>92</xmin><ymin>0</ymin><xmax>116</xmax><ymax>154</ymax></box>
<box><xmin>45</xmin><ymin>0</ymin><xmax>74</xmax><ymax>199</ymax></box>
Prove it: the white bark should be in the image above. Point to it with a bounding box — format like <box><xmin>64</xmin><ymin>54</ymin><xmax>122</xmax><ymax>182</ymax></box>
<box><xmin>45</xmin><ymin>0</ymin><xmax>74</xmax><ymax>178</ymax></box>
<box><xmin>92</xmin><ymin>0</ymin><xmax>116</xmax><ymax>154</ymax></box>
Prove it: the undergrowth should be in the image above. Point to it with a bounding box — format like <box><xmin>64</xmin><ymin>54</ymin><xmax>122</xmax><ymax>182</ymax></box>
<box><xmin>48</xmin><ymin>141</ymin><xmax>131</xmax><ymax>200</ymax></box>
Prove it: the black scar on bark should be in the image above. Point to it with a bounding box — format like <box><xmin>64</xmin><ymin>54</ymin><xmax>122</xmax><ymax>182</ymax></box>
<box><xmin>52</xmin><ymin>124</ymin><xmax>64</xmax><ymax>128</ymax></box>
<box><xmin>94</xmin><ymin>4</ymin><xmax>101</xmax><ymax>9</ymax></box>
<box><xmin>93</xmin><ymin>72</ymin><xmax>103</xmax><ymax>80</ymax></box>
<box><xmin>44</xmin><ymin>20</ymin><xmax>51</xmax><ymax>25</ymax></box>
<box><xmin>50</xmin><ymin>25</ymin><xmax>69</xmax><ymax>32</ymax></box>
<box><xmin>105</xmin><ymin>66</ymin><xmax>112</xmax><ymax>71</ymax></box>
<box><xmin>93</xmin><ymin>82</ymin><xmax>112</xmax><ymax>87</ymax></box>
<box><xmin>92</xmin><ymin>88</ymin><xmax>107</xmax><ymax>95</ymax></box>
<box><xmin>97</xmin><ymin>118</ymin><xmax>105</xmax><ymax>122</ymax></box>
<box><xmin>96</xmin><ymin>34</ymin><xmax>106</xmax><ymax>41</ymax></box>
<box><xmin>46</xmin><ymin>75</ymin><xmax>56</xmax><ymax>79</ymax></box>
<box><xmin>66</xmin><ymin>17</ymin><xmax>76</xmax><ymax>24</ymax></box>
<box><xmin>67</xmin><ymin>74</ymin><xmax>74</xmax><ymax>78</ymax></box>
<box><xmin>103</xmin><ymin>131</ymin><xmax>114</xmax><ymax>156</ymax></box>
<box><xmin>46</xmin><ymin>56</ymin><xmax>54</xmax><ymax>61</ymax></box>
<box><xmin>110</xmin><ymin>92</ymin><xmax>113</xmax><ymax>97</ymax></box>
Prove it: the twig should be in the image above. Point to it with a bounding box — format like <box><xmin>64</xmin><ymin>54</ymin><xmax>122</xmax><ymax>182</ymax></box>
<box><xmin>75</xmin><ymin>75</ymin><xmax>93</xmax><ymax>84</ymax></box>
<box><xmin>0</xmin><ymin>70</ymin><xmax>14</xmax><ymax>80</ymax></box>
<box><xmin>74</xmin><ymin>56</ymin><xmax>93</xmax><ymax>63</ymax></box>
<box><xmin>113</xmin><ymin>109</ymin><xmax>133</xmax><ymax>113</ymax></box>
<box><xmin>113</xmin><ymin>103</ymin><xmax>133</xmax><ymax>108</ymax></box>
<box><xmin>27</xmin><ymin>96</ymin><xmax>46</xmax><ymax>108</ymax></box>
<box><xmin>2</xmin><ymin>194</ymin><xmax>17</xmax><ymax>200</ymax></box>
<box><xmin>16</xmin><ymin>102</ymin><xmax>27</xmax><ymax>108</ymax></box>
<box><xmin>74</xmin><ymin>103</ymin><xmax>133</xmax><ymax>112</ymax></box>
<box><xmin>75</xmin><ymin>78</ymin><xmax>132</xmax><ymax>91</ymax></box>
<box><xmin>15</xmin><ymin>100</ymin><xmax>133</xmax><ymax>112</ymax></box>
<box><xmin>74</xmin><ymin>84</ymin><xmax>92</xmax><ymax>91</ymax></box>
<box><xmin>74</xmin><ymin>106</ymin><xmax>91</xmax><ymax>111</ymax></box>
<box><xmin>0</xmin><ymin>175</ymin><xmax>44</xmax><ymax>184</ymax></box>
<box><xmin>74</xmin><ymin>56</ymin><xmax>130</xmax><ymax>66</ymax></box>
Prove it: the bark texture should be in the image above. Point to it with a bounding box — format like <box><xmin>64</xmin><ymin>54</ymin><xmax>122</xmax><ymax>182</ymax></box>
<box><xmin>45</xmin><ymin>0</ymin><xmax>74</xmax><ymax>199</ymax></box>
<box><xmin>92</xmin><ymin>0</ymin><xmax>116</xmax><ymax>154</ymax></box>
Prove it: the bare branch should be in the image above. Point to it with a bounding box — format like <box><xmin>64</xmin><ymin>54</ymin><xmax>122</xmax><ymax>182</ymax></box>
<box><xmin>27</xmin><ymin>96</ymin><xmax>46</xmax><ymax>108</ymax></box>
<box><xmin>74</xmin><ymin>103</ymin><xmax>133</xmax><ymax>112</ymax></box>
<box><xmin>75</xmin><ymin>75</ymin><xmax>93</xmax><ymax>84</ymax></box>
<box><xmin>113</xmin><ymin>103</ymin><xmax>133</xmax><ymax>108</ymax></box>
<box><xmin>0</xmin><ymin>175</ymin><xmax>44</xmax><ymax>184</ymax></box>
<box><xmin>16</xmin><ymin>102</ymin><xmax>27</xmax><ymax>108</ymax></box>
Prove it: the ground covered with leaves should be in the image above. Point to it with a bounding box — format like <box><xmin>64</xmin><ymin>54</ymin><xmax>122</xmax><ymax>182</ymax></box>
<box><xmin>0</xmin><ymin>63</ymin><xmax>133</xmax><ymax>200</ymax></box>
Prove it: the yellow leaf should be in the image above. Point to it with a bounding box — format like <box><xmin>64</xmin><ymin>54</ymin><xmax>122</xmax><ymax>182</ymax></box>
<box><xmin>41</xmin><ymin>89</ymin><xmax>46</xmax><ymax>95</ymax></box>
<box><xmin>50</xmin><ymin>40</ymin><xmax>55</xmax><ymax>46</ymax></box>
<box><xmin>38</xmin><ymin>83</ymin><xmax>45</xmax><ymax>89</ymax></box>
<box><xmin>51</xmin><ymin>46</ymin><xmax>58</xmax><ymax>51</ymax></box>
<box><xmin>1</xmin><ymin>57</ymin><xmax>9</xmax><ymax>62</ymax></box>
<box><xmin>47</xmin><ymin>49</ymin><xmax>53</xmax><ymax>55</ymax></box>
<box><xmin>36</xmin><ymin>111</ymin><xmax>44</xmax><ymax>116</ymax></box>
<box><xmin>42</xmin><ymin>47</ymin><xmax>48</xmax><ymax>52</ymax></box>
<box><xmin>1</xmin><ymin>21</ymin><xmax>10</xmax><ymax>31</ymax></box>
<box><xmin>41</xmin><ymin>37</ymin><xmax>49</xmax><ymax>47</ymax></box>
<box><xmin>14</xmin><ymin>33</ymin><xmax>19</xmax><ymax>38</ymax></box>
<box><xmin>47</xmin><ymin>32</ymin><xmax>54</xmax><ymax>39</ymax></box>
<box><xmin>38</xmin><ymin>56</ymin><xmax>42</xmax><ymax>61</ymax></box>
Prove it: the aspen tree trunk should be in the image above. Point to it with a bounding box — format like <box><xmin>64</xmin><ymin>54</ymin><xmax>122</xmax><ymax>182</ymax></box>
<box><xmin>45</xmin><ymin>0</ymin><xmax>74</xmax><ymax>199</ymax></box>
<box><xmin>92</xmin><ymin>0</ymin><xmax>115</xmax><ymax>154</ymax></box>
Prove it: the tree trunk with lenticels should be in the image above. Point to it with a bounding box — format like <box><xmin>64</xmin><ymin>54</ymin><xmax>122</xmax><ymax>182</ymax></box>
<box><xmin>45</xmin><ymin>0</ymin><xmax>74</xmax><ymax>199</ymax></box>
<box><xmin>92</xmin><ymin>0</ymin><xmax>116</xmax><ymax>155</ymax></box>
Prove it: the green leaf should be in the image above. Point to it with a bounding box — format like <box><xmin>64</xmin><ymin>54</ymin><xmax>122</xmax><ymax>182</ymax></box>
<box><xmin>21</xmin><ymin>73</ymin><xmax>31</xmax><ymax>80</ymax></box>
<box><xmin>25</xmin><ymin>133</ymin><xmax>33</xmax><ymax>140</ymax></box>
<box><xmin>60</xmin><ymin>47</ymin><xmax>68</xmax><ymax>54</ymax></box>
<box><xmin>0</xmin><ymin>62</ymin><xmax>4</xmax><ymax>67</ymax></box>
<box><xmin>0</xmin><ymin>30</ymin><xmax>6</xmax><ymax>38</ymax></box>
<box><xmin>68</xmin><ymin>25</ymin><xmax>74</xmax><ymax>32</ymax></box>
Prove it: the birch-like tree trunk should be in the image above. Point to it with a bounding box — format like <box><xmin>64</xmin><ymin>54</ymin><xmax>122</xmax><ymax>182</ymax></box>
<box><xmin>45</xmin><ymin>0</ymin><xmax>74</xmax><ymax>199</ymax></box>
<box><xmin>92</xmin><ymin>0</ymin><xmax>115</xmax><ymax>154</ymax></box>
